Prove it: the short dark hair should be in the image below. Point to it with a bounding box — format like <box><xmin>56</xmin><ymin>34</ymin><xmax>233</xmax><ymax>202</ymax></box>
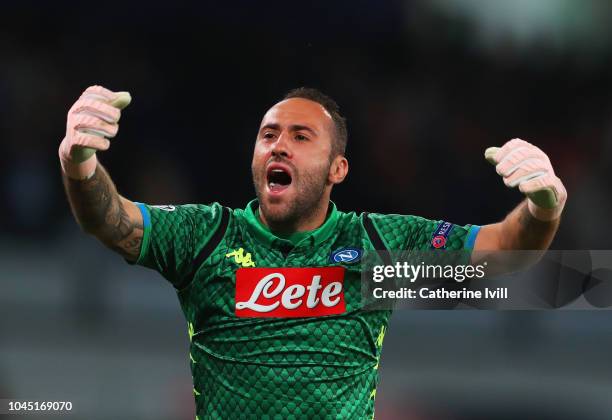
<box><xmin>283</xmin><ymin>87</ymin><xmax>348</xmax><ymax>157</ymax></box>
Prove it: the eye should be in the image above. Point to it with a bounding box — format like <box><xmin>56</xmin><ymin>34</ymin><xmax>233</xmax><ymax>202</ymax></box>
<box><xmin>263</xmin><ymin>132</ymin><xmax>275</xmax><ymax>139</ymax></box>
<box><xmin>295</xmin><ymin>134</ymin><xmax>308</xmax><ymax>141</ymax></box>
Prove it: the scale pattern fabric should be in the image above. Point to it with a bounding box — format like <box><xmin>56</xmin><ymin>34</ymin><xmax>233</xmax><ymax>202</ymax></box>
<box><xmin>134</xmin><ymin>202</ymin><xmax>478</xmax><ymax>419</ymax></box>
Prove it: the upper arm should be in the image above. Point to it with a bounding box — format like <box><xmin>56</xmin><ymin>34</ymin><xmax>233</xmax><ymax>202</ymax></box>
<box><xmin>367</xmin><ymin>213</ymin><xmax>481</xmax><ymax>252</ymax></box>
<box><xmin>118</xmin><ymin>197</ymin><xmax>144</xmax><ymax>261</ymax></box>
<box><xmin>131</xmin><ymin>202</ymin><xmax>225</xmax><ymax>288</ymax></box>
<box><xmin>97</xmin><ymin>196</ymin><xmax>144</xmax><ymax>262</ymax></box>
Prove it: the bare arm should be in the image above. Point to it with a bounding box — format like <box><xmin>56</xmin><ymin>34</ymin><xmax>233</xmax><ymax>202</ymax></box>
<box><xmin>59</xmin><ymin>85</ymin><xmax>142</xmax><ymax>260</ymax></box>
<box><xmin>475</xmin><ymin>200</ymin><xmax>560</xmax><ymax>251</ymax></box>
<box><xmin>470</xmin><ymin>139</ymin><xmax>566</xmax><ymax>271</ymax></box>
<box><xmin>62</xmin><ymin>163</ymin><xmax>144</xmax><ymax>261</ymax></box>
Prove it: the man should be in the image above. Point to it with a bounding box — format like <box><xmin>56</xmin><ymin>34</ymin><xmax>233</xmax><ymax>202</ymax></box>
<box><xmin>60</xmin><ymin>85</ymin><xmax>566</xmax><ymax>419</ymax></box>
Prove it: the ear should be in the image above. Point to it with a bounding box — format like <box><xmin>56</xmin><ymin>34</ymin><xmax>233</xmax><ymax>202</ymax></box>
<box><xmin>328</xmin><ymin>155</ymin><xmax>348</xmax><ymax>185</ymax></box>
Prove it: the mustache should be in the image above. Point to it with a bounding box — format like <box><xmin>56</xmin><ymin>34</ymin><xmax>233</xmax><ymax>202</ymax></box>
<box><xmin>264</xmin><ymin>157</ymin><xmax>297</xmax><ymax>173</ymax></box>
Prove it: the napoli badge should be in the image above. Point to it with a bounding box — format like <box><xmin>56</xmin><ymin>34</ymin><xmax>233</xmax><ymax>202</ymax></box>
<box><xmin>330</xmin><ymin>247</ymin><xmax>362</xmax><ymax>264</ymax></box>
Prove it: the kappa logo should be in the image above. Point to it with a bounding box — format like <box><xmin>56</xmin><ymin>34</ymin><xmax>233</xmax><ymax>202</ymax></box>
<box><xmin>226</xmin><ymin>248</ymin><xmax>256</xmax><ymax>267</ymax></box>
<box><xmin>330</xmin><ymin>247</ymin><xmax>362</xmax><ymax>264</ymax></box>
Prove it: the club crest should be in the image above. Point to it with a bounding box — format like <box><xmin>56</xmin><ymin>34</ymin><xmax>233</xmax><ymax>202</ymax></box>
<box><xmin>330</xmin><ymin>247</ymin><xmax>362</xmax><ymax>264</ymax></box>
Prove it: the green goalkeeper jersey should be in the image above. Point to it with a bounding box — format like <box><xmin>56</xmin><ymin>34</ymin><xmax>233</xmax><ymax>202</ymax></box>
<box><xmin>133</xmin><ymin>199</ymin><xmax>480</xmax><ymax>419</ymax></box>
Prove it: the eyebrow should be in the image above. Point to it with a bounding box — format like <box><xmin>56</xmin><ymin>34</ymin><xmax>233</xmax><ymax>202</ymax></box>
<box><xmin>261</xmin><ymin>123</ymin><xmax>318</xmax><ymax>136</ymax></box>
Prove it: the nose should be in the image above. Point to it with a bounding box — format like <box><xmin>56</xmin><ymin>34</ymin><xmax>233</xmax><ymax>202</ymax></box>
<box><xmin>270</xmin><ymin>131</ymin><xmax>292</xmax><ymax>159</ymax></box>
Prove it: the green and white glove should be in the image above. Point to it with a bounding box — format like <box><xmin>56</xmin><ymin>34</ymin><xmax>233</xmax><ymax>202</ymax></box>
<box><xmin>485</xmin><ymin>138</ymin><xmax>567</xmax><ymax>221</ymax></box>
<box><xmin>59</xmin><ymin>85</ymin><xmax>131</xmax><ymax>180</ymax></box>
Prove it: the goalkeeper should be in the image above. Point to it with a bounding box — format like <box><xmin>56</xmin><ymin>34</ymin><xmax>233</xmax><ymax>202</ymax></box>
<box><xmin>60</xmin><ymin>85</ymin><xmax>566</xmax><ymax>419</ymax></box>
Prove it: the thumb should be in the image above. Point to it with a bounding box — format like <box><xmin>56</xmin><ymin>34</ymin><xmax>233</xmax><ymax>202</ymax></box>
<box><xmin>484</xmin><ymin>147</ymin><xmax>500</xmax><ymax>165</ymax></box>
<box><xmin>110</xmin><ymin>91</ymin><xmax>132</xmax><ymax>110</ymax></box>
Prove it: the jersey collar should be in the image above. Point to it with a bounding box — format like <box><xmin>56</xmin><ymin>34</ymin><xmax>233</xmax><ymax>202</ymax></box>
<box><xmin>244</xmin><ymin>199</ymin><xmax>340</xmax><ymax>249</ymax></box>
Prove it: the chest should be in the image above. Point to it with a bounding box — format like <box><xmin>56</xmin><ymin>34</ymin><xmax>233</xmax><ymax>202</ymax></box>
<box><xmin>188</xmin><ymin>228</ymin><xmax>369</xmax><ymax>320</ymax></box>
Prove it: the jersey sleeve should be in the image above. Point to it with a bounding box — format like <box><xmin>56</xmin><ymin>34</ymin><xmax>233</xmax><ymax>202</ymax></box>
<box><xmin>367</xmin><ymin>213</ymin><xmax>481</xmax><ymax>252</ymax></box>
<box><xmin>132</xmin><ymin>202</ymin><xmax>225</xmax><ymax>288</ymax></box>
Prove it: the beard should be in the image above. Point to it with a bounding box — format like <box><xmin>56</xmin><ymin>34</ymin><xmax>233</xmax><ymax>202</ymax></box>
<box><xmin>252</xmin><ymin>158</ymin><xmax>331</xmax><ymax>229</ymax></box>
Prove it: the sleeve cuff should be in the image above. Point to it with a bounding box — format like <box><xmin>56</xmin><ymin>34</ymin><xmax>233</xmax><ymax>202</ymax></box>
<box><xmin>464</xmin><ymin>225</ymin><xmax>481</xmax><ymax>251</ymax></box>
<box><xmin>134</xmin><ymin>202</ymin><xmax>152</xmax><ymax>265</ymax></box>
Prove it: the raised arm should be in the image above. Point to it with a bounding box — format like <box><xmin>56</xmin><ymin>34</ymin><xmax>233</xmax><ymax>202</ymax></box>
<box><xmin>59</xmin><ymin>85</ymin><xmax>143</xmax><ymax>261</ymax></box>
<box><xmin>475</xmin><ymin>200</ymin><xmax>559</xmax><ymax>251</ymax></box>
<box><xmin>474</xmin><ymin>138</ymin><xmax>567</xmax><ymax>252</ymax></box>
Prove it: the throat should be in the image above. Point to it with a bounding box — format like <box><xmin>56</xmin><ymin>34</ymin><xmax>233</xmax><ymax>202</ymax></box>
<box><xmin>257</xmin><ymin>203</ymin><xmax>329</xmax><ymax>239</ymax></box>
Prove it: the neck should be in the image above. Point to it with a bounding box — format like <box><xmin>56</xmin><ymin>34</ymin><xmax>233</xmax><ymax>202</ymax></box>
<box><xmin>259</xmin><ymin>197</ymin><xmax>330</xmax><ymax>236</ymax></box>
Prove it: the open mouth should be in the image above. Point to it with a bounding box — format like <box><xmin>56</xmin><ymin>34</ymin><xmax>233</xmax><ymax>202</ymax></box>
<box><xmin>267</xmin><ymin>165</ymin><xmax>293</xmax><ymax>194</ymax></box>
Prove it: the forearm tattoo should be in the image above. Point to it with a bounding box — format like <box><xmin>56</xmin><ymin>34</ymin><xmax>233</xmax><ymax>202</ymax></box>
<box><xmin>63</xmin><ymin>164</ymin><xmax>143</xmax><ymax>260</ymax></box>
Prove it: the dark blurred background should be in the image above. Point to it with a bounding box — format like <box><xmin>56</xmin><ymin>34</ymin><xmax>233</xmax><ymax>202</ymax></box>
<box><xmin>1</xmin><ymin>1</ymin><xmax>611</xmax><ymax>419</ymax></box>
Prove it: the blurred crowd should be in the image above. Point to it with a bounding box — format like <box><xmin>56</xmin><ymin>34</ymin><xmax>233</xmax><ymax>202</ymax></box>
<box><xmin>0</xmin><ymin>1</ymin><xmax>610</xmax><ymax>248</ymax></box>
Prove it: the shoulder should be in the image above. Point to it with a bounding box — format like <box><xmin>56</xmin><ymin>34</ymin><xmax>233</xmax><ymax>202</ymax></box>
<box><xmin>365</xmin><ymin>212</ymin><xmax>430</xmax><ymax>227</ymax></box>
<box><xmin>141</xmin><ymin>202</ymin><xmax>230</xmax><ymax>231</ymax></box>
<box><xmin>361</xmin><ymin>210</ymin><xmax>474</xmax><ymax>248</ymax></box>
<box><xmin>362</xmin><ymin>212</ymin><xmax>433</xmax><ymax>237</ymax></box>
<box><xmin>144</xmin><ymin>202</ymin><xmax>225</xmax><ymax>214</ymax></box>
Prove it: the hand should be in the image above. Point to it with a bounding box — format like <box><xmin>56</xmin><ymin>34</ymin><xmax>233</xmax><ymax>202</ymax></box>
<box><xmin>59</xmin><ymin>85</ymin><xmax>131</xmax><ymax>179</ymax></box>
<box><xmin>485</xmin><ymin>138</ymin><xmax>567</xmax><ymax>221</ymax></box>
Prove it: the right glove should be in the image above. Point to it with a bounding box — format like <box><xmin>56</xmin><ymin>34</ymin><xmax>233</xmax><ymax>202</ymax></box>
<box><xmin>59</xmin><ymin>85</ymin><xmax>131</xmax><ymax>180</ymax></box>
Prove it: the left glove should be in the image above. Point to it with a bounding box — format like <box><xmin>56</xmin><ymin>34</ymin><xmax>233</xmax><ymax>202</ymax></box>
<box><xmin>485</xmin><ymin>138</ymin><xmax>567</xmax><ymax>221</ymax></box>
